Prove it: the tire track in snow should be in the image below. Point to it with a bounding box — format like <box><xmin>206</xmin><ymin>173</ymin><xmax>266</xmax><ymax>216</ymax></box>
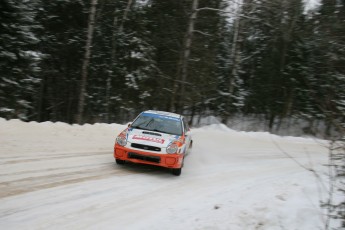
<box><xmin>0</xmin><ymin>151</ymin><xmax>110</xmax><ymax>165</ymax></box>
<box><xmin>0</xmin><ymin>164</ymin><xmax>159</xmax><ymax>198</ymax></box>
<box><xmin>0</xmin><ymin>150</ymin><xmax>159</xmax><ymax>198</ymax></box>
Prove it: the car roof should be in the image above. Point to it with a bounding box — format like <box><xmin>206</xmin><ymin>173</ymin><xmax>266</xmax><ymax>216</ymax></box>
<box><xmin>141</xmin><ymin>110</ymin><xmax>182</xmax><ymax>120</ymax></box>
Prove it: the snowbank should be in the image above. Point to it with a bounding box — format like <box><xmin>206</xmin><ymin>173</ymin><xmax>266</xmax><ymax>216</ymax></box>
<box><xmin>0</xmin><ymin>118</ymin><xmax>339</xmax><ymax>229</ymax></box>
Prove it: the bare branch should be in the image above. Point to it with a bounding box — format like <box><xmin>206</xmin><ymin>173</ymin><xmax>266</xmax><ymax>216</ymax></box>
<box><xmin>193</xmin><ymin>30</ymin><xmax>212</xmax><ymax>36</ymax></box>
<box><xmin>195</xmin><ymin>8</ymin><xmax>261</xmax><ymax>21</ymax></box>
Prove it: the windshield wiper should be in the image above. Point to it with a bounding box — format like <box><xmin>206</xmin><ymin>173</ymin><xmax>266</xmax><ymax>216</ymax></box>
<box><xmin>152</xmin><ymin>129</ymin><xmax>177</xmax><ymax>135</ymax></box>
<box><xmin>152</xmin><ymin>129</ymin><xmax>166</xmax><ymax>134</ymax></box>
<box><xmin>132</xmin><ymin>126</ymin><xmax>151</xmax><ymax>131</ymax></box>
<box><xmin>132</xmin><ymin>118</ymin><xmax>154</xmax><ymax>129</ymax></box>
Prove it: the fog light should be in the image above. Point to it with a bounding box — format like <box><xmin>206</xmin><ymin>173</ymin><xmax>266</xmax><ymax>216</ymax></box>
<box><xmin>115</xmin><ymin>149</ymin><xmax>125</xmax><ymax>157</ymax></box>
<box><xmin>166</xmin><ymin>157</ymin><xmax>176</xmax><ymax>165</ymax></box>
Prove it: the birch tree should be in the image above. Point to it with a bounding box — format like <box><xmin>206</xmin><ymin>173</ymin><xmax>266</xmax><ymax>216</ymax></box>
<box><xmin>221</xmin><ymin>0</ymin><xmax>243</xmax><ymax>123</ymax></box>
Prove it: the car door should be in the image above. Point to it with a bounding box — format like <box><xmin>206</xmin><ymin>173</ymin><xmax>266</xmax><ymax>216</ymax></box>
<box><xmin>182</xmin><ymin>118</ymin><xmax>192</xmax><ymax>152</ymax></box>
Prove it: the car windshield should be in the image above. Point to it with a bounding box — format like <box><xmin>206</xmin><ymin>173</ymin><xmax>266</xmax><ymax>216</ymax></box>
<box><xmin>131</xmin><ymin>113</ymin><xmax>183</xmax><ymax>136</ymax></box>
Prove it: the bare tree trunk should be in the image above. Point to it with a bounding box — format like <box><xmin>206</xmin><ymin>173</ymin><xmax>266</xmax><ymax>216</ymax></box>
<box><xmin>105</xmin><ymin>0</ymin><xmax>133</xmax><ymax>122</ymax></box>
<box><xmin>230</xmin><ymin>15</ymin><xmax>240</xmax><ymax>95</ymax></box>
<box><xmin>180</xmin><ymin>0</ymin><xmax>198</xmax><ymax>110</ymax></box>
<box><xmin>119</xmin><ymin>0</ymin><xmax>133</xmax><ymax>33</ymax></box>
<box><xmin>37</xmin><ymin>75</ymin><xmax>46</xmax><ymax>122</ymax></box>
<box><xmin>105</xmin><ymin>14</ymin><xmax>118</xmax><ymax>123</ymax></box>
<box><xmin>76</xmin><ymin>0</ymin><xmax>98</xmax><ymax>124</ymax></box>
<box><xmin>170</xmin><ymin>0</ymin><xmax>199</xmax><ymax>113</ymax></box>
<box><xmin>223</xmin><ymin>3</ymin><xmax>242</xmax><ymax>124</ymax></box>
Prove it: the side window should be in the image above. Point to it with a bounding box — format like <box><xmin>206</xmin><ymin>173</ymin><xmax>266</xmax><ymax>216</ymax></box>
<box><xmin>182</xmin><ymin>118</ymin><xmax>189</xmax><ymax>133</ymax></box>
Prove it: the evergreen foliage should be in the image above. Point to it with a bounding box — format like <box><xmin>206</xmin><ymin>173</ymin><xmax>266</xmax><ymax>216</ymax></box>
<box><xmin>0</xmin><ymin>0</ymin><xmax>344</xmax><ymax>137</ymax></box>
<box><xmin>0</xmin><ymin>0</ymin><xmax>41</xmax><ymax>120</ymax></box>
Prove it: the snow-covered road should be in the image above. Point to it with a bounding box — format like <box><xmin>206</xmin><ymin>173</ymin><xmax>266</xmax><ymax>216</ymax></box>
<box><xmin>0</xmin><ymin>119</ymin><xmax>330</xmax><ymax>229</ymax></box>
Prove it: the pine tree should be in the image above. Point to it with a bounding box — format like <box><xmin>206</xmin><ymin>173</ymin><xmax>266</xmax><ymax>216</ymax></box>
<box><xmin>35</xmin><ymin>0</ymin><xmax>87</xmax><ymax>123</ymax></box>
<box><xmin>0</xmin><ymin>0</ymin><xmax>41</xmax><ymax>120</ymax></box>
<box><xmin>86</xmin><ymin>0</ymin><xmax>159</xmax><ymax>123</ymax></box>
<box><xmin>236</xmin><ymin>0</ymin><xmax>306</xmax><ymax>130</ymax></box>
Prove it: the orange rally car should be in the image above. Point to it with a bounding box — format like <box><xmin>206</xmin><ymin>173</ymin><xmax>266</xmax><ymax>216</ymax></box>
<box><xmin>114</xmin><ymin>110</ymin><xmax>193</xmax><ymax>176</ymax></box>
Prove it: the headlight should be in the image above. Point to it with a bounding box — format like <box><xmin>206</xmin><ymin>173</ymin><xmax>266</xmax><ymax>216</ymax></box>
<box><xmin>116</xmin><ymin>135</ymin><xmax>127</xmax><ymax>146</ymax></box>
<box><xmin>166</xmin><ymin>143</ymin><xmax>178</xmax><ymax>154</ymax></box>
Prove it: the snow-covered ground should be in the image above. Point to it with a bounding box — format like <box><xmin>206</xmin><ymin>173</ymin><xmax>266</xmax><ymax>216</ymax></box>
<box><xmin>0</xmin><ymin>118</ymin><xmax>335</xmax><ymax>229</ymax></box>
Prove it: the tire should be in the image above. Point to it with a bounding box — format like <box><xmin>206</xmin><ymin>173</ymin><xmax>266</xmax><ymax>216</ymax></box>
<box><xmin>116</xmin><ymin>159</ymin><xmax>125</xmax><ymax>165</ymax></box>
<box><xmin>172</xmin><ymin>167</ymin><xmax>182</xmax><ymax>176</ymax></box>
<box><xmin>187</xmin><ymin>140</ymin><xmax>193</xmax><ymax>155</ymax></box>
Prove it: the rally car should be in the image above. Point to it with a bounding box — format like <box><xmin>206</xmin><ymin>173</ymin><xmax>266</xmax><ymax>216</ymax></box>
<box><xmin>114</xmin><ymin>110</ymin><xmax>192</xmax><ymax>176</ymax></box>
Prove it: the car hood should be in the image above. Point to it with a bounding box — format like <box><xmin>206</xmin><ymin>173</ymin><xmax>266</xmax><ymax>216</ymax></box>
<box><xmin>127</xmin><ymin>128</ymin><xmax>180</xmax><ymax>148</ymax></box>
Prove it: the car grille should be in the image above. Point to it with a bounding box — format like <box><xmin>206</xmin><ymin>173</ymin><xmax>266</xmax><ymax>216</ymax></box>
<box><xmin>128</xmin><ymin>152</ymin><xmax>161</xmax><ymax>163</ymax></box>
<box><xmin>131</xmin><ymin>143</ymin><xmax>161</xmax><ymax>152</ymax></box>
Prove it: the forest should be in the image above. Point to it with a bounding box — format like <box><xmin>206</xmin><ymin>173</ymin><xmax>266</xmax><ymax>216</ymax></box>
<box><xmin>1</xmin><ymin>0</ymin><xmax>345</xmax><ymax>224</ymax></box>
<box><xmin>0</xmin><ymin>0</ymin><xmax>344</xmax><ymax>137</ymax></box>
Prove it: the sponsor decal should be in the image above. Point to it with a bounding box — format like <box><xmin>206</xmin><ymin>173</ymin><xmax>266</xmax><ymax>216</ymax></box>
<box><xmin>132</xmin><ymin>135</ymin><xmax>165</xmax><ymax>144</ymax></box>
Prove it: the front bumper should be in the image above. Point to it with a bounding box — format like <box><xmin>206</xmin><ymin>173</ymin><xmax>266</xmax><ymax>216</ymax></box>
<box><xmin>114</xmin><ymin>144</ymin><xmax>183</xmax><ymax>169</ymax></box>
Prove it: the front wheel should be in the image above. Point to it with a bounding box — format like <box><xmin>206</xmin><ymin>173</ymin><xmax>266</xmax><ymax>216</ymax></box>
<box><xmin>172</xmin><ymin>167</ymin><xmax>182</xmax><ymax>176</ymax></box>
<box><xmin>116</xmin><ymin>159</ymin><xmax>125</xmax><ymax>165</ymax></box>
